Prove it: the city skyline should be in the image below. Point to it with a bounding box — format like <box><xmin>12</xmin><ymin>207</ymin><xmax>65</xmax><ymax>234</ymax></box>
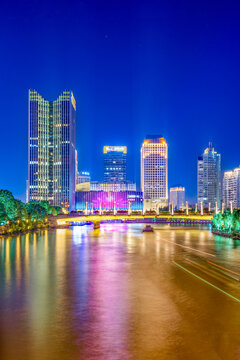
<box><xmin>1</xmin><ymin>0</ymin><xmax>240</xmax><ymax>203</ymax></box>
<box><xmin>6</xmin><ymin>85</ymin><xmax>240</xmax><ymax>205</ymax></box>
<box><xmin>4</xmin><ymin>84</ymin><xmax>240</xmax><ymax>206</ymax></box>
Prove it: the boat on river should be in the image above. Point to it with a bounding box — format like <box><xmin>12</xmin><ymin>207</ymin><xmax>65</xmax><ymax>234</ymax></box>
<box><xmin>142</xmin><ymin>225</ymin><xmax>154</xmax><ymax>232</ymax></box>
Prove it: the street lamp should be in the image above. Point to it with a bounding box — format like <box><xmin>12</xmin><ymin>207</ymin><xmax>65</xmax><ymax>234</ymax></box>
<box><xmin>208</xmin><ymin>202</ymin><xmax>211</xmax><ymax>213</ymax></box>
<box><xmin>128</xmin><ymin>201</ymin><xmax>131</xmax><ymax>216</ymax></box>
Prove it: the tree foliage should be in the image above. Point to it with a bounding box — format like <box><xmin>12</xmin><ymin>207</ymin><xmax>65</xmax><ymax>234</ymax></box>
<box><xmin>0</xmin><ymin>189</ymin><xmax>20</xmax><ymax>220</ymax></box>
<box><xmin>212</xmin><ymin>210</ymin><xmax>240</xmax><ymax>234</ymax></box>
<box><xmin>25</xmin><ymin>201</ymin><xmax>47</xmax><ymax>220</ymax></box>
<box><xmin>0</xmin><ymin>189</ymin><xmax>62</xmax><ymax>226</ymax></box>
<box><xmin>0</xmin><ymin>202</ymin><xmax>7</xmax><ymax>223</ymax></box>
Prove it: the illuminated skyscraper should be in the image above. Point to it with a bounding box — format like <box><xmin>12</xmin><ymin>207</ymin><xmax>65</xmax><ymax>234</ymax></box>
<box><xmin>223</xmin><ymin>167</ymin><xmax>240</xmax><ymax>209</ymax></box>
<box><xmin>28</xmin><ymin>89</ymin><xmax>76</xmax><ymax>210</ymax></box>
<box><xmin>141</xmin><ymin>136</ymin><xmax>168</xmax><ymax>211</ymax></box>
<box><xmin>103</xmin><ymin>146</ymin><xmax>127</xmax><ymax>183</ymax></box>
<box><xmin>197</xmin><ymin>143</ymin><xmax>221</xmax><ymax>209</ymax></box>
<box><xmin>170</xmin><ymin>186</ymin><xmax>185</xmax><ymax>209</ymax></box>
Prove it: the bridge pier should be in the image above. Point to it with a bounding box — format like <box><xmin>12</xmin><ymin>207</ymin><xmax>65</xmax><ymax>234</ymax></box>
<box><xmin>93</xmin><ymin>221</ymin><xmax>100</xmax><ymax>229</ymax></box>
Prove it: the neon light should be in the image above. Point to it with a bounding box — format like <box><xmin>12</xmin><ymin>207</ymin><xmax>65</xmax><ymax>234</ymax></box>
<box><xmin>103</xmin><ymin>146</ymin><xmax>127</xmax><ymax>154</ymax></box>
<box><xmin>207</xmin><ymin>260</ymin><xmax>240</xmax><ymax>277</ymax></box>
<box><xmin>173</xmin><ymin>261</ymin><xmax>240</xmax><ymax>304</ymax></box>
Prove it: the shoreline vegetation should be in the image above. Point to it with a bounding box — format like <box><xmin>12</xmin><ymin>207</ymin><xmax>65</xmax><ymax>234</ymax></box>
<box><xmin>0</xmin><ymin>189</ymin><xmax>64</xmax><ymax>237</ymax></box>
<box><xmin>212</xmin><ymin>210</ymin><xmax>240</xmax><ymax>240</ymax></box>
<box><xmin>1</xmin><ymin>188</ymin><xmax>239</xmax><ymax>240</ymax></box>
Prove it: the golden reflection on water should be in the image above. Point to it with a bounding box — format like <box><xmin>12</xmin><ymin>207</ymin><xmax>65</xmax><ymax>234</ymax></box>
<box><xmin>16</xmin><ymin>236</ymin><xmax>21</xmax><ymax>288</ymax></box>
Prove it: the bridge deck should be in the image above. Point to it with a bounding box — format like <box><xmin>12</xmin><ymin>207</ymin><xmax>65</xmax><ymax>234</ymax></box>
<box><xmin>57</xmin><ymin>214</ymin><xmax>212</xmax><ymax>225</ymax></box>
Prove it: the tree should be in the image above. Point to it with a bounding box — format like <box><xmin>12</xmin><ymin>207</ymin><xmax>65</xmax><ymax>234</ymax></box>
<box><xmin>51</xmin><ymin>205</ymin><xmax>62</xmax><ymax>215</ymax></box>
<box><xmin>39</xmin><ymin>201</ymin><xmax>62</xmax><ymax>215</ymax></box>
<box><xmin>222</xmin><ymin>210</ymin><xmax>233</xmax><ymax>233</ymax></box>
<box><xmin>233</xmin><ymin>210</ymin><xmax>240</xmax><ymax>232</ymax></box>
<box><xmin>25</xmin><ymin>201</ymin><xmax>47</xmax><ymax>220</ymax></box>
<box><xmin>0</xmin><ymin>202</ymin><xmax>7</xmax><ymax>224</ymax></box>
<box><xmin>0</xmin><ymin>189</ymin><xmax>20</xmax><ymax>220</ymax></box>
<box><xmin>212</xmin><ymin>212</ymin><xmax>223</xmax><ymax>230</ymax></box>
<box><xmin>15</xmin><ymin>199</ymin><xmax>28</xmax><ymax>220</ymax></box>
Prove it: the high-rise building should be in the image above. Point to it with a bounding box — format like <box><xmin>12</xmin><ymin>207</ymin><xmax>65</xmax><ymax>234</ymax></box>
<box><xmin>75</xmin><ymin>150</ymin><xmax>78</xmax><ymax>186</ymax></box>
<box><xmin>141</xmin><ymin>135</ymin><xmax>168</xmax><ymax>211</ymax></box>
<box><xmin>77</xmin><ymin>171</ymin><xmax>91</xmax><ymax>184</ymax></box>
<box><xmin>197</xmin><ymin>143</ymin><xmax>221</xmax><ymax>209</ymax></box>
<box><xmin>90</xmin><ymin>181</ymin><xmax>136</xmax><ymax>192</ymax></box>
<box><xmin>170</xmin><ymin>186</ymin><xmax>185</xmax><ymax>209</ymax></box>
<box><xmin>28</xmin><ymin>89</ymin><xmax>76</xmax><ymax>210</ymax></box>
<box><xmin>223</xmin><ymin>167</ymin><xmax>240</xmax><ymax>209</ymax></box>
<box><xmin>103</xmin><ymin>146</ymin><xmax>127</xmax><ymax>183</ymax></box>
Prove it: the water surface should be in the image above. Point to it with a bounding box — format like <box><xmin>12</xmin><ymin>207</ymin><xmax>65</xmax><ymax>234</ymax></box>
<box><xmin>1</xmin><ymin>224</ymin><xmax>240</xmax><ymax>359</ymax></box>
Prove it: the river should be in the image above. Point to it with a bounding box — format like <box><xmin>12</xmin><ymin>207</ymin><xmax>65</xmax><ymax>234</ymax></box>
<box><xmin>1</xmin><ymin>224</ymin><xmax>240</xmax><ymax>359</ymax></box>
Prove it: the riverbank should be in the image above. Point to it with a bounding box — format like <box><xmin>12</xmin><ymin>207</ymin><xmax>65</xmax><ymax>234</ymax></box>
<box><xmin>0</xmin><ymin>217</ymin><xmax>70</xmax><ymax>238</ymax></box>
<box><xmin>0</xmin><ymin>226</ymin><xmax>72</xmax><ymax>238</ymax></box>
<box><xmin>212</xmin><ymin>229</ymin><xmax>240</xmax><ymax>240</ymax></box>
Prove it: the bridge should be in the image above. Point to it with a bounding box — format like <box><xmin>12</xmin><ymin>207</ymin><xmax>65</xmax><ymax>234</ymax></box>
<box><xmin>56</xmin><ymin>214</ymin><xmax>213</xmax><ymax>228</ymax></box>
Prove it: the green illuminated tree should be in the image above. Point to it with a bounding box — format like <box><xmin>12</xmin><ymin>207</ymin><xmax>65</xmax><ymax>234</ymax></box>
<box><xmin>0</xmin><ymin>202</ymin><xmax>7</xmax><ymax>223</ymax></box>
<box><xmin>25</xmin><ymin>201</ymin><xmax>47</xmax><ymax>220</ymax></box>
<box><xmin>212</xmin><ymin>212</ymin><xmax>223</xmax><ymax>230</ymax></box>
<box><xmin>222</xmin><ymin>210</ymin><xmax>233</xmax><ymax>233</ymax></box>
<box><xmin>15</xmin><ymin>199</ymin><xmax>28</xmax><ymax>220</ymax></box>
<box><xmin>233</xmin><ymin>210</ymin><xmax>240</xmax><ymax>232</ymax></box>
<box><xmin>0</xmin><ymin>189</ymin><xmax>20</xmax><ymax>220</ymax></box>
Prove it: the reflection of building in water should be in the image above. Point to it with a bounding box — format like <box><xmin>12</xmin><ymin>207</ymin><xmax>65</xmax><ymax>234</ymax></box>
<box><xmin>86</xmin><ymin>240</ymin><xmax>130</xmax><ymax>359</ymax></box>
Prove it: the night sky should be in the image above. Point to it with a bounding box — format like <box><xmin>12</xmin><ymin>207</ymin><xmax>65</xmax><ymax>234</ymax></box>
<box><xmin>1</xmin><ymin>0</ymin><xmax>240</xmax><ymax>202</ymax></box>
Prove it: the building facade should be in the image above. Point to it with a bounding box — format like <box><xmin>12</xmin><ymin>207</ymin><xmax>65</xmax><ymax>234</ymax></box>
<box><xmin>90</xmin><ymin>181</ymin><xmax>136</xmax><ymax>192</ymax></box>
<box><xmin>170</xmin><ymin>187</ymin><xmax>185</xmax><ymax>209</ymax></box>
<box><xmin>28</xmin><ymin>89</ymin><xmax>76</xmax><ymax>210</ymax></box>
<box><xmin>77</xmin><ymin>171</ymin><xmax>91</xmax><ymax>184</ymax></box>
<box><xmin>141</xmin><ymin>136</ymin><xmax>168</xmax><ymax>210</ymax></box>
<box><xmin>75</xmin><ymin>190</ymin><xmax>143</xmax><ymax>211</ymax></box>
<box><xmin>103</xmin><ymin>146</ymin><xmax>127</xmax><ymax>183</ymax></box>
<box><xmin>197</xmin><ymin>143</ymin><xmax>221</xmax><ymax>209</ymax></box>
<box><xmin>223</xmin><ymin>167</ymin><xmax>240</xmax><ymax>209</ymax></box>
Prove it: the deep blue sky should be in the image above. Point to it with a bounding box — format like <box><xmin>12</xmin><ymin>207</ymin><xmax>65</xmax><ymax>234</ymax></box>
<box><xmin>1</xmin><ymin>0</ymin><xmax>240</xmax><ymax>202</ymax></box>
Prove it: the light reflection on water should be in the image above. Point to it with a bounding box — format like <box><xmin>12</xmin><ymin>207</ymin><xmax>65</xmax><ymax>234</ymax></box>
<box><xmin>1</xmin><ymin>224</ymin><xmax>240</xmax><ymax>359</ymax></box>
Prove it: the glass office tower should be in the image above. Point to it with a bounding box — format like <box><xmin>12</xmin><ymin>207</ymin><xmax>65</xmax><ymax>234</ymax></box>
<box><xmin>103</xmin><ymin>146</ymin><xmax>127</xmax><ymax>183</ymax></box>
<box><xmin>223</xmin><ymin>167</ymin><xmax>240</xmax><ymax>209</ymax></box>
<box><xmin>141</xmin><ymin>135</ymin><xmax>168</xmax><ymax>209</ymax></box>
<box><xmin>197</xmin><ymin>143</ymin><xmax>221</xmax><ymax>209</ymax></box>
<box><xmin>169</xmin><ymin>186</ymin><xmax>185</xmax><ymax>209</ymax></box>
<box><xmin>28</xmin><ymin>89</ymin><xmax>76</xmax><ymax>210</ymax></box>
